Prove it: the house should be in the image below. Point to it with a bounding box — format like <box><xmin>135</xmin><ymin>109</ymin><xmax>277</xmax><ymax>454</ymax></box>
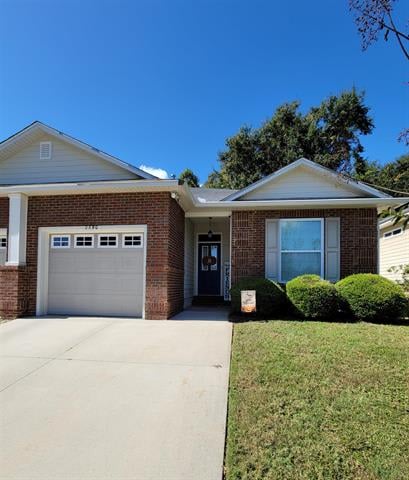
<box><xmin>379</xmin><ymin>207</ymin><xmax>409</xmax><ymax>283</ymax></box>
<box><xmin>1</xmin><ymin>121</ymin><xmax>407</xmax><ymax>319</ymax></box>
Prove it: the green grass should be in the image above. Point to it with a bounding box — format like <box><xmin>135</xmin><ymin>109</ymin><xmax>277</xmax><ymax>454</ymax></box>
<box><xmin>225</xmin><ymin>321</ymin><xmax>409</xmax><ymax>480</ymax></box>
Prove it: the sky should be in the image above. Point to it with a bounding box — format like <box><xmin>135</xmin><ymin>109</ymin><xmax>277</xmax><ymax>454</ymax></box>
<box><xmin>1</xmin><ymin>0</ymin><xmax>408</xmax><ymax>183</ymax></box>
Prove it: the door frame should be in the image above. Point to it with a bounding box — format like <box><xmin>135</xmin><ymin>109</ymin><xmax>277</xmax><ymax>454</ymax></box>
<box><xmin>36</xmin><ymin>224</ymin><xmax>147</xmax><ymax>318</ymax></box>
<box><xmin>195</xmin><ymin>232</ymin><xmax>223</xmax><ymax>296</ymax></box>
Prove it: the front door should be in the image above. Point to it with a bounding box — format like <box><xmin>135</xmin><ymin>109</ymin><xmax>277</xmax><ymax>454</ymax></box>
<box><xmin>198</xmin><ymin>242</ymin><xmax>221</xmax><ymax>295</ymax></box>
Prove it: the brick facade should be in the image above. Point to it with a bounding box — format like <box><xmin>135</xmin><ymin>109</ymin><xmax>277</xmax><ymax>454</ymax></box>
<box><xmin>0</xmin><ymin>266</ymin><xmax>29</xmax><ymax>318</ymax></box>
<box><xmin>231</xmin><ymin>208</ymin><xmax>378</xmax><ymax>284</ymax></box>
<box><xmin>0</xmin><ymin>193</ymin><xmax>185</xmax><ymax>320</ymax></box>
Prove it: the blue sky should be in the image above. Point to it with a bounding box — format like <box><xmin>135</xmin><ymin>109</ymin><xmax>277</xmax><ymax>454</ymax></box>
<box><xmin>1</xmin><ymin>0</ymin><xmax>408</xmax><ymax>182</ymax></box>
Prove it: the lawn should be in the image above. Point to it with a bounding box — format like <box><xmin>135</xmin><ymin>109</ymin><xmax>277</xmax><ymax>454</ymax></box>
<box><xmin>225</xmin><ymin>321</ymin><xmax>409</xmax><ymax>480</ymax></box>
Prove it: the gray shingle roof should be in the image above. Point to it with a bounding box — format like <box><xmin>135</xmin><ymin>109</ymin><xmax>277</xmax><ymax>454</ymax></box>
<box><xmin>190</xmin><ymin>187</ymin><xmax>238</xmax><ymax>203</ymax></box>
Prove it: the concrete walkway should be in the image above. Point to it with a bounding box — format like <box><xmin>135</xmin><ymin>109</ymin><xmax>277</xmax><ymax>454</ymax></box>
<box><xmin>0</xmin><ymin>309</ymin><xmax>232</xmax><ymax>480</ymax></box>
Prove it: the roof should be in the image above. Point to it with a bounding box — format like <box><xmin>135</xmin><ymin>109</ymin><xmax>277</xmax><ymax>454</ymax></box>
<box><xmin>190</xmin><ymin>187</ymin><xmax>238</xmax><ymax>203</ymax></box>
<box><xmin>0</xmin><ymin>121</ymin><xmax>157</xmax><ymax>180</ymax></box>
<box><xmin>222</xmin><ymin>158</ymin><xmax>391</xmax><ymax>201</ymax></box>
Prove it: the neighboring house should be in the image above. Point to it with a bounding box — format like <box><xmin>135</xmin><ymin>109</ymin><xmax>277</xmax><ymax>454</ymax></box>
<box><xmin>379</xmin><ymin>208</ymin><xmax>409</xmax><ymax>283</ymax></box>
<box><xmin>1</xmin><ymin>122</ymin><xmax>408</xmax><ymax>319</ymax></box>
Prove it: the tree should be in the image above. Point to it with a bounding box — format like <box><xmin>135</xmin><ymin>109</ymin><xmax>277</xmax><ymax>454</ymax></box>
<box><xmin>355</xmin><ymin>154</ymin><xmax>409</xmax><ymax>196</ymax></box>
<box><xmin>205</xmin><ymin>89</ymin><xmax>373</xmax><ymax>189</ymax></box>
<box><xmin>349</xmin><ymin>0</ymin><xmax>409</xmax><ymax>61</ymax></box>
<box><xmin>355</xmin><ymin>154</ymin><xmax>409</xmax><ymax>229</ymax></box>
<box><xmin>179</xmin><ymin>168</ymin><xmax>200</xmax><ymax>187</ymax></box>
<box><xmin>349</xmin><ymin>0</ymin><xmax>409</xmax><ymax>146</ymax></box>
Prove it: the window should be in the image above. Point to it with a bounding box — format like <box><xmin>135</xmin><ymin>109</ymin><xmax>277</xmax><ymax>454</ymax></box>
<box><xmin>0</xmin><ymin>236</ymin><xmax>7</xmax><ymax>249</ymax></box>
<box><xmin>210</xmin><ymin>245</ymin><xmax>218</xmax><ymax>271</ymax></box>
<box><xmin>280</xmin><ymin>219</ymin><xmax>323</xmax><ymax>282</ymax></box>
<box><xmin>75</xmin><ymin>235</ymin><xmax>94</xmax><ymax>248</ymax></box>
<box><xmin>384</xmin><ymin>228</ymin><xmax>402</xmax><ymax>239</ymax></box>
<box><xmin>123</xmin><ymin>234</ymin><xmax>143</xmax><ymax>248</ymax></box>
<box><xmin>201</xmin><ymin>245</ymin><xmax>209</xmax><ymax>271</ymax></box>
<box><xmin>198</xmin><ymin>234</ymin><xmax>221</xmax><ymax>242</ymax></box>
<box><xmin>51</xmin><ymin>235</ymin><xmax>70</xmax><ymax>248</ymax></box>
<box><xmin>98</xmin><ymin>235</ymin><xmax>118</xmax><ymax>248</ymax></box>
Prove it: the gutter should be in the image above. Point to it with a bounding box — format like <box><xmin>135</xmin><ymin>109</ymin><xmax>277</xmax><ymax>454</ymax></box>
<box><xmin>0</xmin><ymin>179</ymin><xmax>180</xmax><ymax>196</ymax></box>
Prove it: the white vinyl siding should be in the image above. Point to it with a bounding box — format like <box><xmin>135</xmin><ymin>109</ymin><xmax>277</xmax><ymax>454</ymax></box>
<box><xmin>0</xmin><ymin>135</ymin><xmax>138</xmax><ymax>185</ymax></box>
<box><xmin>242</xmin><ymin>166</ymin><xmax>362</xmax><ymax>200</ymax></box>
<box><xmin>379</xmin><ymin>225</ymin><xmax>409</xmax><ymax>282</ymax></box>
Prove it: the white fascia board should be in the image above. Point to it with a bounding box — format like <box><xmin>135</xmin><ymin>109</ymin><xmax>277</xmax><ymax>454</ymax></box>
<box><xmin>223</xmin><ymin>158</ymin><xmax>389</xmax><ymax>201</ymax></box>
<box><xmin>0</xmin><ymin>179</ymin><xmax>180</xmax><ymax>196</ymax></box>
<box><xmin>191</xmin><ymin>197</ymin><xmax>409</xmax><ymax>210</ymax></box>
<box><xmin>0</xmin><ymin>121</ymin><xmax>157</xmax><ymax>180</ymax></box>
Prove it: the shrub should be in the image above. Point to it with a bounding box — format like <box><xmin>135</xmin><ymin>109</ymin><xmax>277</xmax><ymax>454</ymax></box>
<box><xmin>286</xmin><ymin>274</ymin><xmax>340</xmax><ymax>320</ymax></box>
<box><xmin>336</xmin><ymin>274</ymin><xmax>407</xmax><ymax>322</ymax></box>
<box><xmin>230</xmin><ymin>277</ymin><xmax>286</xmax><ymax>318</ymax></box>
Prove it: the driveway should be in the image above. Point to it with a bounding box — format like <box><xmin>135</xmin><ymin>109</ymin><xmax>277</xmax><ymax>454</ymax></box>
<box><xmin>0</xmin><ymin>310</ymin><xmax>232</xmax><ymax>480</ymax></box>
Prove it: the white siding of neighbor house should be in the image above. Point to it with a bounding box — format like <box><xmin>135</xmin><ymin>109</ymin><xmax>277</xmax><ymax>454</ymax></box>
<box><xmin>241</xmin><ymin>167</ymin><xmax>365</xmax><ymax>200</ymax></box>
<box><xmin>0</xmin><ymin>135</ymin><xmax>139</xmax><ymax>184</ymax></box>
<box><xmin>184</xmin><ymin>219</ymin><xmax>195</xmax><ymax>308</ymax></box>
<box><xmin>379</xmin><ymin>225</ymin><xmax>409</xmax><ymax>282</ymax></box>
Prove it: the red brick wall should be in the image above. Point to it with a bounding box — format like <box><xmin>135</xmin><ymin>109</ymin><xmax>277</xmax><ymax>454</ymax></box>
<box><xmin>1</xmin><ymin>192</ymin><xmax>184</xmax><ymax>320</ymax></box>
<box><xmin>0</xmin><ymin>266</ymin><xmax>28</xmax><ymax>318</ymax></box>
<box><xmin>231</xmin><ymin>208</ymin><xmax>378</xmax><ymax>284</ymax></box>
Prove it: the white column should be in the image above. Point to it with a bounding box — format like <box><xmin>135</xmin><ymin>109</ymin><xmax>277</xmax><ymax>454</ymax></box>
<box><xmin>6</xmin><ymin>193</ymin><xmax>28</xmax><ymax>266</ymax></box>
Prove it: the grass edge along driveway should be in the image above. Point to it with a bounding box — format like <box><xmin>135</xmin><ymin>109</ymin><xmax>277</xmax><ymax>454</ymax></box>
<box><xmin>225</xmin><ymin>320</ymin><xmax>409</xmax><ymax>480</ymax></box>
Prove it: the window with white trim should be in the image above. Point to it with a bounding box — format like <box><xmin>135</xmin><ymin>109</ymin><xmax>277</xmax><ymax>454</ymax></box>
<box><xmin>123</xmin><ymin>234</ymin><xmax>143</xmax><ymax>248</ymax></box>
<box><xmin>280</xmin><ymin>219</ymin><xmax>323</xmax><ymax>282</ymax></box>
<box><xmin>384</xmin><ymin>228</ymin><xmax>402</xmax><ymax>239</ymax></box>
<box><xmin>98</xmin><ymin>235</ymin><xmax>118</xmax><ymax>248</ymax></box>
<box><xmin>0</xmin><ymin>236</ymin><xmax>7</xmax><ymax>249</ymax></box>
<box><xmin>75</xmin><ymin>235</ymin><xmax>94</xmax><ymax>248</ymax></box>
<box><xmin>51</xmin><ymin>235</ymin><xmax>70</xmax><ymax>248</ymax></box>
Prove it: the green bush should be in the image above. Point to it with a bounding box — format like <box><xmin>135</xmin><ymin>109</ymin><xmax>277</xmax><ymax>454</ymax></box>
<box><xmin>336</xmin><ymin>274</ymin><xmax>407</xmax><ymax>322</ymax></box>
<box><xmin>286</xmin><ymin>274</ymin><xmax>340</xmax><ymax>320</ymax></box>
<box><xmin>230</xmin><ymin>277</ymin><xmax>286</xmax><ymax>318</ymax></box>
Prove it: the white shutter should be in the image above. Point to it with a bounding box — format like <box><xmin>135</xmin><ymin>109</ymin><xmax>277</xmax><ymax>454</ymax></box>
<box><xmin>265</xmin><ymin>219</ymin><xmax>279</xmax><ymax>281</ymax></box>
<box><xmin>325</xmin><ymin>218</ymin><xmax>340</xmax><ymax>282</ymax></box>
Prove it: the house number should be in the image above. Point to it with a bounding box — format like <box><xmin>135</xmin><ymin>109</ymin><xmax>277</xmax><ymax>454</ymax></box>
<box><xmin>85</xmin><ymin>225</ymin><xmax>99</xmax><ymax>230</ymax></box>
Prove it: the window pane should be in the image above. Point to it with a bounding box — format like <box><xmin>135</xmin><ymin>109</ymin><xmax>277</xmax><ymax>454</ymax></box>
<box><xmin>210</xmin><ymin>245</ymin><xmax>218</xmax><ymax>271</ymax></box>
<box><xmin>201</xmin><ymin>246</ymin><xmax>209</xmax><ymax>271</ymax></box>
<box><xmin>281</xmin><ymin>220</ymin><xmax>321</xmax><ymax>251</ymax></box>
<box><xmin>281</xmin><ymin>252</ymin><xmax>321</xmax><ymax>282</ymax></box>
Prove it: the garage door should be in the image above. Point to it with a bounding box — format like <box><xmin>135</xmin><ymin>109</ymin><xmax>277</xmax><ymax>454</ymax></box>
<box><xmin>47</xmin><ymin>232</ymin><xmax>145</xmax><ymax>317</ymax></box>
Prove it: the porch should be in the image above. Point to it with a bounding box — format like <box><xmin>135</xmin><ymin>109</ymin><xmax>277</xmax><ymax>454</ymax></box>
<box><xmin>183</xmin><ymin>215</ymin><xmax>231</xmax><ymax>309</ymax></box>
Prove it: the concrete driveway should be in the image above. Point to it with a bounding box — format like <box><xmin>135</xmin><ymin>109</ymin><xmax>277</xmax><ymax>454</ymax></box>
<box><xmin>0</xmin><ymin>310</ymin><xmax>232</xmax><ymax>480</ymax></box>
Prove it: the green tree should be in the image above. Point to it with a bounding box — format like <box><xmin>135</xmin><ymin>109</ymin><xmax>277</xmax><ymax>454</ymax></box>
<box><xmin>205</xmin><ymin>90</ymin><xmax>373</xmax><ymax>189</ymax></box>
<box><xmin>179</xmin><ymin>168</ymin><xmax>200</xmax><ymax>187</ymax></box>
<box><xmin>355</xmin><ymin>154</ymin><xmax>409</xmax><ymax>196</ymax></box>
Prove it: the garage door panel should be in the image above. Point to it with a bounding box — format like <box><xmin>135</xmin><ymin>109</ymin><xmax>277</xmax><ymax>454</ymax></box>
<box><xmin>49</xmin><ymin>251</ymin><xmax>144</xmax><ymax>274</ymax></box>
<box><xmin>47</xmin><ymin>231</ymin><xmax>145</xmax><ymax>318</ymax></box>
<box><xmin>48</xmin><ymin>272</ymin><xmax>144</xmax><ymax>295</ymax></box>
<box><xmin>48</xmin><ymin>294</ymin><xmax>143</xmax><ymax>317</ymax></box>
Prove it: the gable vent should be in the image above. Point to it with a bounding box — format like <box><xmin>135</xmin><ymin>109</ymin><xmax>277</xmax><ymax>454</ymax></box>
<box><xmin>40</xmin><ymin>141</ymin><xmax>52</xmax><ymax>160</ymax></box>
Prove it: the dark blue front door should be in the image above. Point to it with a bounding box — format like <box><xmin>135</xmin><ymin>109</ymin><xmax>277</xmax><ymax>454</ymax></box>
<box><xmin>198</xmin><ymin>243</ymin><xmax>221</xmax><ymax>295</ymax></box>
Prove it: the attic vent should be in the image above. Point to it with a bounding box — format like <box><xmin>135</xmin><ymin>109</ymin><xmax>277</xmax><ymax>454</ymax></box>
<box><xmin>40</xmin><ymin>141</ymin><xmax>52</xmax><ymax>160</ymax></box>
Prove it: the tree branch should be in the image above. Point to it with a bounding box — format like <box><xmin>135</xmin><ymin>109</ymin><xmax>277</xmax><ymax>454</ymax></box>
<box><xmin>385</xmin><ymin>10</ymin><xmax>409</xmax><ymax>61</ymax></box>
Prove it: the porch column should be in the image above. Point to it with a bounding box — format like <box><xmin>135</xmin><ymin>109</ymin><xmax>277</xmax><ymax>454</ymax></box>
<box><xmin>6</xmin><ymin>193</ymin><xmax>28</xmax><ymax>266</ymax></box>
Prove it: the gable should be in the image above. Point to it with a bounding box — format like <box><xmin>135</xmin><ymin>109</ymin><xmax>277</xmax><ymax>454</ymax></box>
<box><xmin>0</xmin><ymin>134</ymin><xmax>141</xmax><ymax>185</ymax></box>
<box><xmin>240</xmin><ymin>166</ymin><xmax>369</xmax><ymax>200</ymax></box>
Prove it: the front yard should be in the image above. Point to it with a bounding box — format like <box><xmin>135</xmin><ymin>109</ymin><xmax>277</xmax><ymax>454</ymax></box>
<box><xmin>225</xmin><ymin>321</ymin><xmax>409</xmax><ymax>480</ymax></box>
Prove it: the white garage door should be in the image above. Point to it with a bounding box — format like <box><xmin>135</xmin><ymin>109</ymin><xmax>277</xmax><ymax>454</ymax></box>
<box><xmin>47</xmin><ymin>232</ymin><xmax>145</xmax><ymax>317</ymax></box>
